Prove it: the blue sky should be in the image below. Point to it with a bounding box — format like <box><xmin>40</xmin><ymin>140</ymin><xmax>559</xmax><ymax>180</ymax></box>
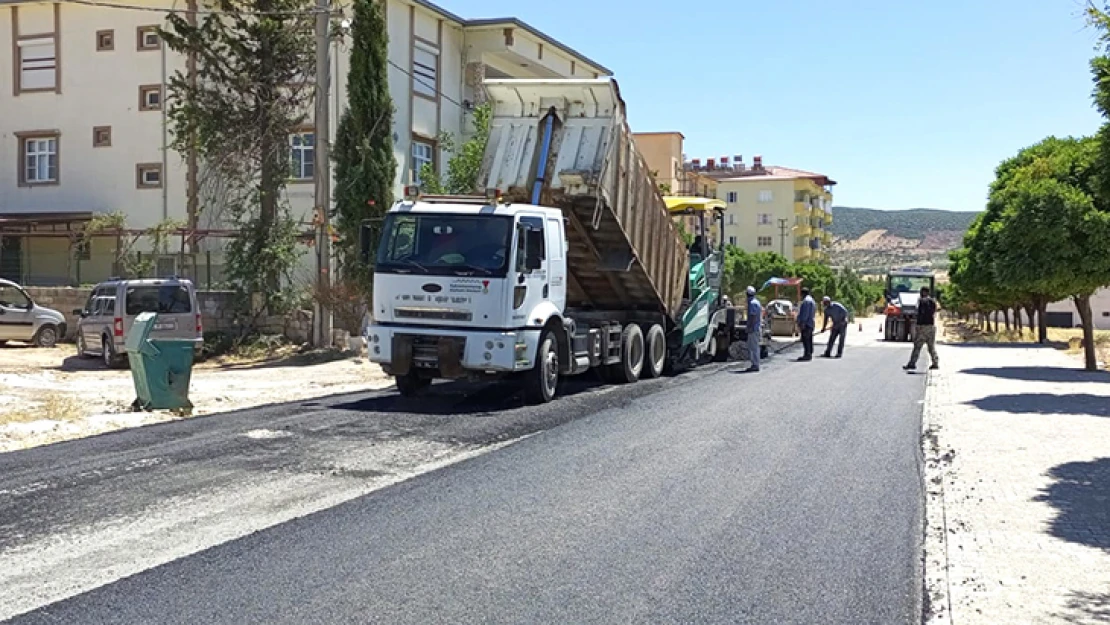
<box><xmin>466</xmin><ymin>0</ymin><xmax>1105</xmax><ymax>211</ymax></box>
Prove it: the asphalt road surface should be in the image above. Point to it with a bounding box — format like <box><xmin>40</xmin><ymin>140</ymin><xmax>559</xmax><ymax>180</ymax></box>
<box><xmin>1</xmin><ymin>336</ymin><xmax>927</xmax><ymax>624</ymax></box>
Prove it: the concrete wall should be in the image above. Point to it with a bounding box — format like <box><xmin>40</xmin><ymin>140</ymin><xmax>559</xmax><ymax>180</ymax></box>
<box><xmin>23</xmin><ymin>286</ymin><xmax>312</xmax><ymax>343</ymax></box>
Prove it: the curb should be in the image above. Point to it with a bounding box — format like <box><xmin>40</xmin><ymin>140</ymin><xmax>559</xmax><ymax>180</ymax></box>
<box><xmin>921</xmin><ymin>367</ymin><xmax>954</xmax><ymax>625</ymax></box>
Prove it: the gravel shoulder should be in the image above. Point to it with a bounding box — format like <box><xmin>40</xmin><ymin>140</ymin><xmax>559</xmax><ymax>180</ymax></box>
<box><xmin>0</xmin><ymin>345</ymin><xmax>392</xmax><ymax>453</ymax></box>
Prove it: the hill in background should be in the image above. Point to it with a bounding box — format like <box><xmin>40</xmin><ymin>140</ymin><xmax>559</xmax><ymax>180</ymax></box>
<box><xmin>827</xmin><ymin>206</ymin><xmax>981</xmax><ymax>276</ymax></box>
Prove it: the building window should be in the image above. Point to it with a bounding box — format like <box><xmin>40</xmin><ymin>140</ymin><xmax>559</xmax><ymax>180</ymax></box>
<box><xmin>728</xmin><ymin>236</ymin><xmax>737</xmax><ymax>246</ymax></box>
<box><xmin>18</xmin><ymin>133</ymin><xmax>59</xmax><ymax>186</ymax></box>
<box><xmin>757</xmin><ymin>213</ymin><xmax>772</xmax><ymax>225</ymax></box>
<box><xmin>727</xmin><ymin>213</ymin><xmax>735</xmax><ymax>225</ymax></box>
<box><xmin>758</xmin><ymin>190</ymin><xmax>773</xmax><ymax>203</ymax></box>
<box><xmin>139</xmin><ymin>85</ymin><xmax>163</xmax><ymax>111</ymax></box>
<box><xmin>136</xmin><ymin>163</ymin><xmax>163</xmax><ymax>189</ymax></box>
<box><xmin>412</xmin><ymin>44</ymin><xmax>438</xmax><ymax>99</ymax></box>
<box><xmin>96</xmin><ymin>30</ymin><xmax>115</xmax><ymax>51</ymax></box>
<box><xmin>1102</xmin><ymin>311</ymin><xmax>1110</xmax><ymax>317</ymax></box>
<box><xmin>758</xmin><ymin>236</ymin><xmax>773</xmax><ymax>247</ymax></box>
<box><xmin>93</xmin><ymin>126</ymin><xmax>112</xmax><ymax>148</ymax></box>
<box><xmin>18</xmin><ymin>37</ymin><xmax>57</xmax><ymax>92</ymax></box>
<box><xmin>412</xmin><ymin>138</ymin><xmax>435</xmax><ymax>184</ymax></box>
<box><xmin>726</xmin><ymin>191</ymin><xmax>737</xmax><ymax>203</ymax></box>
<box><xmin>137</xmin><ymin>26</ymin><xmax>160</xmax><ymax>51</ymax></box>
<box><xmin>289</xmin><ymin>131</ymin><xmax>315</xmax><ymax>181</ymax></box>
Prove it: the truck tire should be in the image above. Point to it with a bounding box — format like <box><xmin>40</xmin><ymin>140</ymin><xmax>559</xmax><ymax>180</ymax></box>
<box><xmin>608</xmin><ymin>324</ymin><xmax>644</xmax><ymax>384</ymax></box>
<box><xmin>524</xmin><ymin>330</ymin><xmax>559</xmax><ymax>403</ymax></box>
<box><xmin>395</xmin><ymin>373</ymin><xmax>431</xmax><ymax>397</ymax></box>
<box><xmin>642</xmin><ymin>324</ymin><xmax>666</xmax><ymax>378</ymax></box>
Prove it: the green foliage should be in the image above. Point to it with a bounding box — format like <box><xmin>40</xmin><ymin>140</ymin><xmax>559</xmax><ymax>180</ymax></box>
<box><xmin>333</xmin><ymin>0</ymin><xmax>396</xmax><ymax>289</ymax></box>
<box><xmin>160</xmin><ymin>0</ymin><xmax>312</xmax><ymax>307</ymax></box>
<box><xmin>948</xmin><ymin>132</ymin><xmax>1110</xmax><ymax>366</ymax></box>
<box><xmin>721</xmin><ymin>247</ymin><xmax>883</xmax><ymax>314</ymax></box>
<box><xmin>225</xmin><ymin>209</ymin><xmax>302</xmax><ymax>315</ymax></box>
<box><xmin>419</xmin><ymin>102</ymin><xmax>493</xmax><ymax>195</ymax></box>
<box><xmin>830</xmin><ymin>206</ymin><xmax>981</xmax><ymax>241</ymax></box>
<box><xmin>84</xmin><ymin>213</ymin><xmax>185</xmax><ymax>278</ymax></box>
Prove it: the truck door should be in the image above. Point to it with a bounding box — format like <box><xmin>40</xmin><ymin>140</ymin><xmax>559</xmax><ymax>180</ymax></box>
<box><xmin>545</xmin><ymin>217</ymin><xmax>566</xmax><ymax>312</ymax></box>
<box><xmin>512</xmin><ymin>216</ymin><xmax>549</xmax><ymax>326</ymax></box>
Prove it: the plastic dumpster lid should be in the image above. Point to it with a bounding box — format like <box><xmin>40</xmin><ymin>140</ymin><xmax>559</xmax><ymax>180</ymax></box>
<box><xmin>125</xmin><ymin>311</ymin><xmax>158</xmax><ymax>354</ymax></box>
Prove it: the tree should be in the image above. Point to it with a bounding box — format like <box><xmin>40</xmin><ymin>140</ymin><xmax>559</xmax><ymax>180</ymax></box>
<box><xmin>419</xmin><ymin>102</ymin><xmax>493</xmax><ymax>194</ymax></box>
<box><xmin>333</xmin><ymin>0</ymin><xmax>396</xmax><ymax>280</ymax></box>
<box><xmin>160</xmin><ymin>0</ymin><xmax>314</xmax><ymax>314</ymax></box>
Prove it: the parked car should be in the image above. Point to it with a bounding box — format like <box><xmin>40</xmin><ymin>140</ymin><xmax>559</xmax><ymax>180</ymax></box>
<box><xmin>74</xmin><ymin>277</ymin><xmax>202</xmax><ymax>368</ymax></box>
<box><xmin>0</xmin><ymin>278</ymin><xmax>67</xmax><ymax>347</ymax></box>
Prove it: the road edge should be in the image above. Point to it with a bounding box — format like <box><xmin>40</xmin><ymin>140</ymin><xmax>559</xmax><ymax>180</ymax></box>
<box><xmin>921</xmin><ymin>367</ymin><xmax>954</xmax><ymax>625</ymax></box>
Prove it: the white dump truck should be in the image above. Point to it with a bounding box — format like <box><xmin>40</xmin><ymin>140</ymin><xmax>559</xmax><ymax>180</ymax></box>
<box><xmin>361</xmin><ymin>78</ymin><xmax>737</xmax><ymax>402</ymax></box>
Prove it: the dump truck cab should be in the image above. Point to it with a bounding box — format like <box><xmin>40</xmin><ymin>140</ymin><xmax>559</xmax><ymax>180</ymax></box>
<box><xmin>366</xmin><ymin>189</ymin><xmax>565</xmax><ymax>387</ymax></box>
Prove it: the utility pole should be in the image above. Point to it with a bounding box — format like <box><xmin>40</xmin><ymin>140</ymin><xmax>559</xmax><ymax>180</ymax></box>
<box><xmin>312</xmin><ymin>0</ymin><xmax>333</xmax><ymax>348</ymax></box>
<box><xmin>778</xmin><ymin>218</ymin><xmax>790</xmax><ymax>257</ymax></box>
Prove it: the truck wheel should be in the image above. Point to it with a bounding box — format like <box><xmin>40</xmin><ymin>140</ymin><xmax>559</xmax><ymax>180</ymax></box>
<box><xmin>524</xmin><ymin>330</ymin><xmax>559</xmax><ymax>403</ymax></box>
<box><xmin>609</xmin><ymin>324</ymin><xmax>644</xmax><ymax>384</ymax></box>
<box><xmin>395</xmin><ymin>373</ymin><xmax>431</xmax><ymax>397</ymax></box>
<box><xmin>642</xmin><ymin>324</ymin><xmax>666</xmax><ymax>378</ymax></box>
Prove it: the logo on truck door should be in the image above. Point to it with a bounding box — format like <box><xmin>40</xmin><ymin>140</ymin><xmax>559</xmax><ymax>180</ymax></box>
<box><xmin>421</xmin><ymin>283</ymin><xmax>442</xmax><ymax>293</ymax></box>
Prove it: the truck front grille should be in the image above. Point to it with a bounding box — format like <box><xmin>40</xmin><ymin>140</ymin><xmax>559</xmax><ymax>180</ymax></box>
<box><xmin>406</xmin><ymin>334</ymin><xmax>466</xmax><ymax>368</ymax></box>
<box><xmin>394</xmin><ymin>307</ymin><xmax>473</xmax><ymax>322</ymax></box>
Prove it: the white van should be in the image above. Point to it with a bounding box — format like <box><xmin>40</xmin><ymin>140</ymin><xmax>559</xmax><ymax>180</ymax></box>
<box><xmin>0</xmin><ymin>278</ymin><xmax>67</xmax><ymax>347</ymax></box>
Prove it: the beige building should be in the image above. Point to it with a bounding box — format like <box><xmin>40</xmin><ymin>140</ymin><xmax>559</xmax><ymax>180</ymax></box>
<box><xmin>632</xmin><ymin>131</ymin><xmax>718</xmax><ymax>239</ymax></box>
<box><xmin>0</xmin><ymin>0</ymin><xmax>609</xmax><ymax>286</ymax></box>
<box><xmin>686</xmin><ymin>155</ymin><xmax>835</xmax><ymax>263</ymax></box>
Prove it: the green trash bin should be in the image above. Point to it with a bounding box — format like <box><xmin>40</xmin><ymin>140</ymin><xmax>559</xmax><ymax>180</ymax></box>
<box><xmin>126</xmin><ymin>311</ymin><xmax>197</xmax><ymax>412</ymax></box>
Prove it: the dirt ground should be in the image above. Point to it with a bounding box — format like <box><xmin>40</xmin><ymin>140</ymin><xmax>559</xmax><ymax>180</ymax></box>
<box><xmin>0</xmin><ymin>344</ymin><xmax>393</xmax><ymax>453</ymax></box>
<box><xmin>942</xmin><ymin>318</ymin><xmax>1110</xmax><ymax>369</ymax></box>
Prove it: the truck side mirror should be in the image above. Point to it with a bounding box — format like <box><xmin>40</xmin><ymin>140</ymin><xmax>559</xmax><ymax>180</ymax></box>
<box><xmin>359</xmin><ymin>219</ymin><xmax>382</xmax><ymax>266</ymax></box>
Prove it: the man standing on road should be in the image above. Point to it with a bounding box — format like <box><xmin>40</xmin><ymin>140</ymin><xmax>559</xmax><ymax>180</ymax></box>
<box><xmin>746</xmin><ymin>286</ymin><xmax>762</xmax><ymax>372</ymax></box>
<box><xmin>904</xmin><ymin>286</ymin><xmax>940</xmax><ymax>371</ymax></box>
<box><xmin>796</xmin><ymin>287</ymin><xmax>816</xmax><ymax>361</ymax></box>
<box><xmin>821</xmin><ymin>296</ymin><xmax>849</xmax><ymax>359</ymax></box>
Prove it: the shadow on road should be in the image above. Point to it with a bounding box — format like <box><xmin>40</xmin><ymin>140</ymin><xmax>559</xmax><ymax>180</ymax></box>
<box><xmin>960</xmin><ymin>367</ymin><xmax>1110</xmax><ymax>384</ymax></box>
<box><xmin>331</xmin><ymin>373</ymin><xmax>614</xmax><ymax>416</ymax></box>
<box><xmin>1033</xmin><ymin>457</ymin><xmax>1110</xmax><ymax>552</ymax></box>
<box><xmin>942</xmin><ymin>341</ymin><xmax>1071</xmax><ymax>350</ymax></box>
<box><xmin>1056</xmin><ymin>589</ymin><xmax>1110</xmax><ymax>623</ymax></box>
<box><xmin>966</xmin><ymin>393</ymin><xmax>1110</xmax><ymax>418</ymax></box>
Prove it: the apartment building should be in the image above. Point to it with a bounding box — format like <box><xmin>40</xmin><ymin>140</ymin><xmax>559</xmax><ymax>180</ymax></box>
<box><xmin>0</xmin><ymin>0</ymin><xmax>610</xmax><ymax>286</ymax></box>
<box><xmin>687</xmin><ymin>155</ymin><xmax>835</xmax><ymax>263</ymax></box>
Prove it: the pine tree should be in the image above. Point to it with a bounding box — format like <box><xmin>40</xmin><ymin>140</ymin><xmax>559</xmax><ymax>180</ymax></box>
<box><xmin>333</xmin><ymin>0</ymin><xmax>396</xmax><ymax>277</ymax></box>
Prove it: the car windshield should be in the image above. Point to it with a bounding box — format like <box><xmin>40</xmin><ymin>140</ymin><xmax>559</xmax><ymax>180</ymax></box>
<box><xmin>124</xmin><ymin>285</ymin><xmax>192</xmax><ymax>315</ymax></box>
<box><xmin>0</xmin><ymin>284</ymin><xmax>31</xmax><ymax>308</ymax></box>
<box><xmin>888</xmin><ymin>275</ymin><xmax>932</xmax><ymax>293</ymax></box>
<box><xmin>376</xmin><ymin>214</ymin><xmax>513</xmax><ymax>276</ymax></box>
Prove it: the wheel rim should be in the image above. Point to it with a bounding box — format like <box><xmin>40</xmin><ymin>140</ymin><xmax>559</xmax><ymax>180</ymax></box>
<box><xmin>103</xmin><ymin>342</ymin><xmax>112</xmax><ymax>366</ymax></box>
<box><xmin>39</xmin><ymin>327</ymin><xmax>56</xmax><ymax>346</ymax></box>
<box><xmin>543</xmin><ymin>341</ymin><xmax>558</xmax><ymax>396</ymax></box>
<box><xmin>650</xmin><ymin>332</ymin><xmax>664</xmax><ymax>370</ymax></box>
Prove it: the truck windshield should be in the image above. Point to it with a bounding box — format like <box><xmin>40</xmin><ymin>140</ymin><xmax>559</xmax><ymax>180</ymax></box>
<box><xmin>888</xmin><ymin>275</ymin><xmax>932</xmax><ymax>294</ymax></box>
<box><xmin>376</xmin><ymin>214</ymin><xmax>513</xmax><ymax>277</ymax></box>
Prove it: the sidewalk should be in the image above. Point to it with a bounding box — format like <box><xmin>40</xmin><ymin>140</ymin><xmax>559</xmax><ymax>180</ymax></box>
<box><xmin>923</xmin><ymin>339</ymin><xmax>1110</xmax><ymax>625</ymax></box>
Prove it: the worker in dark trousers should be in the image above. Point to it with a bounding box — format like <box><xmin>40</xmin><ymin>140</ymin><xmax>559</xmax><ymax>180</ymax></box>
<box><xmin>821</xmin><ymin>296</ymin><xmax>849</xmax><ymax>358</ymax></box>
<box><xmin>904</xmin><ymin>286</ymin><xmax>940</xmax><ymax>371</ymax></box>
<box><xmin>795</xmin><ymin>287</ymin><xmax>816</xmax><ymax>361</ymax></box>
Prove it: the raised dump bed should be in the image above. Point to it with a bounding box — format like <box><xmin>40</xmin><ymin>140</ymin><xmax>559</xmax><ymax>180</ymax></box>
<box><xmin>478</xmin><ymin>78</ymin><xmax>690</xmax><ymax>323</ymax></box>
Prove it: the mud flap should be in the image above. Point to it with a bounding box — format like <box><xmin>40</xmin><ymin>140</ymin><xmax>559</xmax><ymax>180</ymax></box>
<box><xmin>392</xmin><ymin>335</ymin><xmax>413</xmax><ymax>376</ymax></box>
<box><xmin>437</xmin><ymin>337</ymin><xmax>465</xmax><ymax>379</ymax></box>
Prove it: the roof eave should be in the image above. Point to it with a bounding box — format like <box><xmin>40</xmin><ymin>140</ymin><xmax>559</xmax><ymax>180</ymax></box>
<box><xmin>463</xmin><ymin>17</ymin><xmax>612</xmax><ymax>76</ymax></box>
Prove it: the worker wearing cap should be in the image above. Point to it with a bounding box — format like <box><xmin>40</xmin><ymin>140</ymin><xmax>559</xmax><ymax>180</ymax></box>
<box><xmin>821</xmin><ymin>296</ymin><xmax>849</xmax><ymax>358</ymax></box>
<box><xmin>746</xmin><ymin>286</ymin><xmax>762</xmax><ymax>372</ymax></box>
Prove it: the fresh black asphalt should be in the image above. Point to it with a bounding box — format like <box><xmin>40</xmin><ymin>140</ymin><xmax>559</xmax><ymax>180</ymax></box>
<box><xmin>2</xmin><ymin>340</ymin><xmax>927</xmax><ymax>624</ymax></box>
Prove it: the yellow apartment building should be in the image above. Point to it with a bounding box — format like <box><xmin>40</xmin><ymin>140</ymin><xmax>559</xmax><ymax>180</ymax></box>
<box><xmin>688</xmin><ymin>155</ymin><xmax>834</xmax><ymax>263</ymax></box>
